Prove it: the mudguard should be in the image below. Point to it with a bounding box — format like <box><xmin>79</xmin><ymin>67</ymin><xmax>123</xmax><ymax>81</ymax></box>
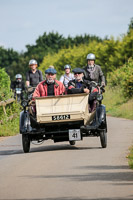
<box><xmin>19</xmin><ymin>111</ymin><xmax>31</xmax><ymax>134</ymax></box>
<box><xmin>96</xmin><ymin>104</ymin><xmax>107</xmax><ymax>129</ymax></box>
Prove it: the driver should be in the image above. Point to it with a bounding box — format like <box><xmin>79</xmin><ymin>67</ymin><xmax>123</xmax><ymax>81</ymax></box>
<box><xmin>26</xmin><ymin>59</ymin><xmax>43</xmax><ymax>87</ymax></box>
<box><xmin>11</xmin><ymin>74</ymin><xmax>25</xmax><ymax>100</ymax></box>
<box><xmin>83</xmin><ymin>53</ymin><xmax>105</xmax><ymax>86</ymax></box>
<box><xmin>33</xmin><ymin>68</ymin><xmax>65</xmax><ymax>98</ymax></box>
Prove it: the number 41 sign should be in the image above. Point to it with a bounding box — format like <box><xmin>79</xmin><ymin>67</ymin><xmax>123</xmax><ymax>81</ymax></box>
<box><xmin>69</xmin><ymin>129</ymin><xmax>81</xmax><ymax>141</ymax></box>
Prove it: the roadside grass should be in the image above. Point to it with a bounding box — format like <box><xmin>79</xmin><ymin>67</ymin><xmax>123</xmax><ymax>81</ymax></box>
<box><xmin>103</xmin><ymin>86</ymin><xmax>133</xmax><ymax>120</ymax></box>
<box><xmin>103</xmin><ymin>86</ymin><xmax>133</xmax><ymax>170</ymax></box>
<box><xmin>0</xmin><ymin>116</ymin><xmax>19</xmax><ymax>136</ymax></box>
<box><xmin>127</xmin><ymin>146</ymin><xmax>133</xmax><ymax>170</ymax></box>
<box><xmin>0</xmin><ymin>102</ymin><xmax>21</xmax><ymax>137</ymax></box>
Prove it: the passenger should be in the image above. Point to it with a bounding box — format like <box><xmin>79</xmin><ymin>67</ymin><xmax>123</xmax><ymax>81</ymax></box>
<box><xmin>59</xmin><ymin>64</ymin><xmax>74</xmax><ymax>88</ymax></box>
<box><xmin>83</xmin><ymin>53</ymin><xmax>105</xmax><ymax>86</ymax></box>
<box><xmin>67</xmin><ymin>68</ymin><xmax>90</xmax><ymax>94</ymax></box>
<box><xmin>33</xmin><ymin>68</ymin><xmax>65</xmax><ymax>98</ymax></box>
<box><xmin>26</xmin><ymin>59</ymin><xmax>43</xmax><ymax>87</ymax></box>
<box><xmin>11</xmin><ymin>74</ymin><xmax>25</xmax><ymax>100</ymax></box>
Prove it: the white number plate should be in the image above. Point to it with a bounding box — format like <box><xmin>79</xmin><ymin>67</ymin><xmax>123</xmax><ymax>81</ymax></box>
<box><xmin>52</xmin><ymin>115</ymin><xmax>70</xmax><ymax>121</ymax></box>
<box><xmin>16</xmin><ymin>90</ymin><xmax>21</xmax><ymax>94</ymax></box>
<box><xmin>69</xmin><ymin>129</ymin><xmax>81</xmax><ymax>141</ymax></box>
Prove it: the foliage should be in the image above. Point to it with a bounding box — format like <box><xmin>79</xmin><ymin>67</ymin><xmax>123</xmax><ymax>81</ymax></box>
<box><xmin>24</xmin><ymin>32</ymin><xmax>102</xmax><ymax>64</ymax></box>
<box><xmin>0</xmin><ymin>47</ymin><xmax>20</xmax><ymax>76</ymax></box>
<box><xmin>103</xmin><ymin>86</ymin><xmax>133</xmax><ymax>120</ymax></box>
<box><xmin>39</xmin><ymin>29</ymin><xmax>133</xmax><ymax>81</ymax></box>
<box><xmin>128</xmin><ymin>146</ymin><xmax>133</xmax><ymax>170</ymax></box>
<box><xmin>0</xmin><ymin>32</ymin><xmax>102</xmax><ymax>81</ymax></box>
<box><xmin>0</xmin><ymin>68</ymin><xmax>12</xmax><ymax>100</ymax></box>
<box><xmin>0</xmin><ymin>100</ymin><xmax>21</xmax><ymax>136</ymax></box>
<box><xmin>107</xmin><ymin>58</ymin><xmax>133</xmax><ymax>98</ymax></box>
<box><xmin>127</xmin><ymin>17</ymin><xmax>133</xmax><ymax>34</ymax></box>
<box><xmin>7</xmin><ymin>55</ymin><xmax>30</xmax><ymax>81</ymax></box>
<box><xmin>0</xmin><ymin>69</ymin><xmax>21</xmax><ymax>136</ymax></box>
<box><xmin>0</xmin><ymin>116</ymin><xmax>19</xmax><ymax>136</ymax></box>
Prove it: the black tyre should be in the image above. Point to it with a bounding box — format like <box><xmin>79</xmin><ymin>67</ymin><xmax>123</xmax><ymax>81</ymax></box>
<box><xmin>100</xmin><ymin>130</ymin><xmax>107</xmax><ymax>148</ymax></box>
<box><xmin>17</xmin><ymin>94</ymin><xmax>21</xmax><ymax>102</ymax></box>
<box><xmin>69</xmin><ymin>141</ymin><xmax>76</xmax><ymax>145</ymax></box>
<box><xmin>22</xmin><ymin>134</ymin><xmax>30</xmax><ymax>153</ymax></box>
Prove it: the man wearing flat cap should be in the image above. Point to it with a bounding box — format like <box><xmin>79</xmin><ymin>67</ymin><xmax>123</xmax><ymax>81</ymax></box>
<box><xmin>67</xmin><ymin>68</ymin><xmax>99</xmax><ymax>112</ymax></box>
<box><xmin>33</xmin><ymin>68</ymin><xmax>65</xmax><ymax>98</ymax></box>
<box><xmin>67</xmin><ymin>68</ymin><xmax>90</xmax><ymax>94</ymax></box>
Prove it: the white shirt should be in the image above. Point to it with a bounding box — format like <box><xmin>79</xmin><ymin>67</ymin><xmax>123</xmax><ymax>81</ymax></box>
<box><xmin>59</xmin><ymin>73</ymin><xmax>74</xmax><ymax>87</ymax></box>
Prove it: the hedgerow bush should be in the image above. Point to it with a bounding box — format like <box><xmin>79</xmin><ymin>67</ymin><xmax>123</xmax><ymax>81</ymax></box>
<box><xmin>107</xmin><ymin>58</ymin><xmax>133</xmax><ymax>98</ymax></box>
<box><xmin>0</xmin><ymin>68</ymin><xmax>21</xmax><ymax>136</ymax></box>
<box><xmin>39</xmin><ymin>30</ymin><xmax>133</xmax><ymax>79</ymax></box>
<box><xmin>0</xmin><ymin>68</ymin><xmax>12</xmax><ymax>101</ymax></box>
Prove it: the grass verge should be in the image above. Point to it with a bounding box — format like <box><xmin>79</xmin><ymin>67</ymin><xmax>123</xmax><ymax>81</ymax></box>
<box><xmin>103</xmin><ymin>86</ymin><xmax>133</xmax><ymax>169</ymax></box>
<box><xmin>0</xmin><ymin>116</ymin><xmax>19</xmax><ymax>136</ymax></box>
<box><xmin>103</xmin><ymin>86</ymin><xmax>133</xmax><ymax>120</ymax></box>
<box><xmin>0</xmin><ymin>101</ymin><xmax>21</xmax><ymax>137</ymax></box>
<box><xmin>127</xmin><ymin>146</ymin><xmax>133</xmax><ymax>170</ymax></box>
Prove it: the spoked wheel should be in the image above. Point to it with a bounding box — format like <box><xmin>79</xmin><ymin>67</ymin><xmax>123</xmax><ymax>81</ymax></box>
<box><xmin>22</xmin><ymin>134</ymin><xmax>30</xmax><ymax>153</ymax></box>
<box><xmin>100</xmin><ymin>130</ymin><xmax>107</xmax><ymax>148</ymax></box>
<box><xmin>69</xmin><ymin>141</ymin><xmax>76</xmax><ymax>145</ymax></box>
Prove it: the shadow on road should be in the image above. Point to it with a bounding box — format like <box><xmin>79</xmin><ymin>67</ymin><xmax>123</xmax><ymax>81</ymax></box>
<box><xmin>0</xmin><ymin>144</ymin><xmax>101</xmax><ymax>155</ymax></box>
<box><xmin>77</xmin><ymin>165</ymin><xmax>130</xmax><ymax>170</ymax></box>
<box><xmin>30</xmin><ymin>144</ymin><xmax>101</xmax><ymax>153</ymax></box>
<box><xmin>0</xmin><ymin>149</ymin><xmax>23</xmax><ymax>155</ymax></box>
<box><xmin>19</xmin><ymin>163</ymin><xmax>133</xmax><ymax>184</ymax></box>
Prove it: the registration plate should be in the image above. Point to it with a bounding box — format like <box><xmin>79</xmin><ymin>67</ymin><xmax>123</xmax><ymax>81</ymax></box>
<box><xmin>69</xmin><ymin>129</ymin><xmax>81</xmax><ymax>141</ymax></box>
<box><xmin>16</xmin><ymin>90</ymin><xmax>21</xmax><ymax>94</ymax></box>
<box><xmin>52</xmin><ymin>114</ymin><xmax>70</xmax><ymax>121</ymax></box>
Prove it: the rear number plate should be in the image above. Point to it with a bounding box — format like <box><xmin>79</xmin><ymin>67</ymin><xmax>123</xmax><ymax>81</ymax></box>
<box><xmin>69</xmin><ymin>129</ymin><xmax>81</xmax><ymax>141</ymax></box>
<box><xmin>52</xmin><ymin>115</ymin><xmax>70</xmax><ymax>121</ymax></box>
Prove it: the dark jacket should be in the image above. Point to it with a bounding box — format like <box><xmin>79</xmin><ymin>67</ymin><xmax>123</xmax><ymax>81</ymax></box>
<box><xmin>11</xmin><ymin>81</ymin><xmax>25</xmax><ymax>91</ymax></box>
<box><xmin>67</xmin><ymin>79</ymin><xmax>90</xmax><ymax>94</ymax></box>
<box><xmin>26</xmin><ymin>70</ymin><xmax>43</xmax><ymax>87</ymax></box>
<box><xmin>83</xmin><ymin>64</ymin><xmax>105</xmax><ymax>84</ymax></box>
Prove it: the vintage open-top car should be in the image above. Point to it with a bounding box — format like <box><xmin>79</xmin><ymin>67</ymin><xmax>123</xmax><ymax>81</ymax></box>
<box><xmin>20</xmin><ymin>86</ymin><xmax>107</xmax><ymax>153</ymax></box>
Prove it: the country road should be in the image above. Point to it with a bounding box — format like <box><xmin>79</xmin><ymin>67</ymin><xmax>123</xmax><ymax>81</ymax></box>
<box><xmin>0</xmin><ymin>116</ymin><xmax>133</xmax><ymax>200</ymax></box>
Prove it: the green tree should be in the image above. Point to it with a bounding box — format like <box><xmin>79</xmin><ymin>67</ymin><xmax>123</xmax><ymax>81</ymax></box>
<box><xmin>127</xmin><ymin>17</ymin><xmax>133</xmax><ymax>34</ymax></box>
<box><xmin>24</xmin><ymin>32</ymin><xmax>102</xmax><ymax>64</ymax></box>
<box><xmin>0</xmin><ymin>68</ymin><xmax>12</xmax><ymax>100</ymax></box>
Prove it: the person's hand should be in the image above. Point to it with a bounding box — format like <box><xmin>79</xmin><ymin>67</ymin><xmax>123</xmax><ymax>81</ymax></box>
<box><xmin>84</xmin><ymin>88</ymin><xmax>90</xmax><ymax>94</ymax></box>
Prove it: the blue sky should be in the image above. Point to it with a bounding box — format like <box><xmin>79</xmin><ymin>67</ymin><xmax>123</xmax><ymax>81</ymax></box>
<box><xmin>0</xmin><ymin>0</ymin><xmax>132</xmax><ymax>52</ymax></box>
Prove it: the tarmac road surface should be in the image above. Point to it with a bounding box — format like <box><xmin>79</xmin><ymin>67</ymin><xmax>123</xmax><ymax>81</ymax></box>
<box><xmin>0</xmin><ymin>116</ymin><xmax>133</xmax><ymax>200</ymax></box>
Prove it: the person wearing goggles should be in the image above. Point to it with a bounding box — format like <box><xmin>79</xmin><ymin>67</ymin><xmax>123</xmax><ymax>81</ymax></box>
<box><xmin>67</xmin><ymin>68</ymin><xmax>90</xmax><ymax>94</ymax></box>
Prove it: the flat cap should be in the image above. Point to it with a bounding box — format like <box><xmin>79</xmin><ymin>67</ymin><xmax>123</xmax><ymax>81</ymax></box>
<box><xmin>72</xmin><ymin>68</ymin><xmax>84</xmax><ymax>73</ymax></box>
<box><xmin>45</xmin><ymin>68</ymin><xmax>57</xmax><ymax>74</ymax></box>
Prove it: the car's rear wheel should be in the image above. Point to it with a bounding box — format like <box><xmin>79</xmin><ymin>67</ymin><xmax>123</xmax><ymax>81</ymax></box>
<box><xmin>22</xmin><ymin>134</ymin><xmax>30</xmax><ymax>153</ymax></box>
<box><xmin>100</xmin><ymin>130</ymin><xmax>107</xmax><ymax>148</ymax></box>
<box><xmin>69</xmin><ymin>141</ymin><xmax>76</xmax><ymax>145</ymax></box>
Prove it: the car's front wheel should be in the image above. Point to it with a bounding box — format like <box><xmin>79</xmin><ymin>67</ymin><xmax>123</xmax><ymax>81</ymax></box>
<box><xmin>22</xmin><ymin>134</ymin><xmax>30</xmax><ymax>153</ymax></box>
<box><xmin>100</xmin><ymin>130</ymin><xmax>107</xmax><ymax>148</ymax></box>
